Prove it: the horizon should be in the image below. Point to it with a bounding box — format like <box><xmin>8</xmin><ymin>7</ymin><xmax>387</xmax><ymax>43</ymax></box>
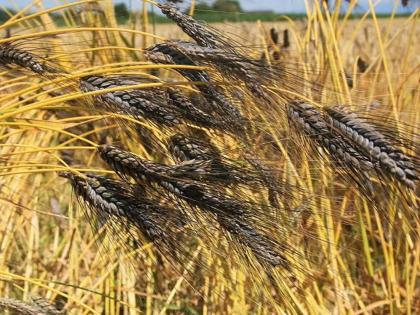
<box><xmin>0</xmin><ymin>0</ymin><xmax>420</xmax><ymax>13</ymax></box>
<box><xmin>0</xmin><ymin>0</ymin><xmax>418</xmax><ymax>14</ymax></box>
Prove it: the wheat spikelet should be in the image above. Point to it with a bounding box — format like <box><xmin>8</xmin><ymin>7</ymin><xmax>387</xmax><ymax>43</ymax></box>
<box><xmin>0</xmin><ymin>297</ymin><xmax>64</xmax><ymax>315</ymax></box>
<box><xmin>167</xmin><ymin>133</ymin><xmax>268</xmax><ymax>186</ymax></box>
<box><xmin>0</xmin><ymin>42</ymin><xmax>58</xmax><ymax>75</ymax></box>
<box><xmin>167</xmin><ymin>132</ymin><xmax>237</xmax><ymax>178</ymax></box>
<box><xmin>167</xmin><ymin>133</ymin><xmax>221</xmax><ymax>163</ymax></box>
<box><xmin>31</xmin><ymin>297</ymin><xmax>66</xmax><ymax>315</ymax></box>
<box><xmin>325</xmin><ymin>106</ymin><xmax>418</xmax><ymax>189</ymax></box>
<box><xmin>166</xmin><ymin>88</ymin><xmax>229</xmax><ymax>129</ymax></box>
<box><xmin>144</xmin><ymin>42</ymin><xmax>207</xmax><ymax>82</ymax></box>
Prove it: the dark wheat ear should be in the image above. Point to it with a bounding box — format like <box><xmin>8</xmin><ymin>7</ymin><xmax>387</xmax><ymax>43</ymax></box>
<box><xmin>161</xmin><ymin>40</ymin><xmax>268</xmax><ymax>97</ymax></box>
<box><xmin>282</xmin><ymin>29</ymin><xmax>290</xmax><ymax>48</ymax></box>
<box><xmin>0</xmin><ymin>42</ymin><xmax>59</xmax><ymax>75</ymax></box>
<box><xmin>0</xmin><ymin>296</ymin><xmax>65</xmax><ymax>315</ymax></box>
<box><xmin>61</xmin><ymin>172</ymin><xmax>186</xmax><ymax>251</ymax></box>
<box><xmin>80</xmin><ymin>74</ymin><xmax>242</xmax><ymax>132</ymax></box>
<box><xmin>166</xmin><ymin>87</ymin><xmax>231</xmax><ymax>130</ymax></box>
<box><xmin>144</xmin><ymin>42</ymin><xmax>246</xmax><ymax>130</ymax></box>
<box><xmin>166</xmin><ymin>133</ymin><xmax>268</xmax><ymax>187</ymax></box>
<box><xmin>261</xmin><ymin>28</ymin><xmax>282</xmax><ymax>63</ymax></box>
<box><xmin>79</xmin><ymin>75</ymin><xmax>182</xmax><ymax>126</ymax></box>
<box><xmin>97</xmin><ymin>145</ymin><xmax>291</xmax><ymax>269</ymax></box>
<box><xmin>167</xmin><ymin>133</ymin><xmax>221</xmax><ymax>163</ymax></box>
<box><xmin>324</xmin><ymin>106</ymin><xmax>418</xmax><ymax>189</ymax></box>
<box><xmin>157</xmin><ymin>2</ymin><xmax>222</xmax><ymax>48</ymax></box>
<box><xmin>287</xmin><ymin>101</ymin><xmax>375</xmax><ymax>192</ymax></box>
<box><xmin>166</xmin><ymin>132</ymin><xmax>235</xmax><ymax>181</ymax></box>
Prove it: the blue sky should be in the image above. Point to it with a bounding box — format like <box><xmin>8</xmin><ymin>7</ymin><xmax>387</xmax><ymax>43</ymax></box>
<box><xmin>0</xmin><ymin>0</ymin><xmax>418</xmax><ymax>13</ymax></box>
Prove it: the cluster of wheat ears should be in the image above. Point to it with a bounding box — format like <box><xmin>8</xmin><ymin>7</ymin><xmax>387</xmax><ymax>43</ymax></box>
<box><xmin>0</xmin><ymin>0</ymin><xmax>418</xmax><ymax>314</ymax></box>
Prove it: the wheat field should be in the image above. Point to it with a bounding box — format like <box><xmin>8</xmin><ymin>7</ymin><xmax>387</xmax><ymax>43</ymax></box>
<box><xmin>0</xmin><ymin>1</ymin><xmax>419</xmax><ymax>314</ymax></box>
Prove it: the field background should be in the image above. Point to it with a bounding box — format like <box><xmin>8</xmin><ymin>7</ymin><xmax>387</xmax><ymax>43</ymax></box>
<box><xmin>0</xmin><ymin>2</ymin><xmax>419</xmax><ymax>314</ymax></box>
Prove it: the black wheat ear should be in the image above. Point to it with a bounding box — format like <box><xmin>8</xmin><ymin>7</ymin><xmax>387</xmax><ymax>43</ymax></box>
<box><xmin>325</xmin><ymin>106</ymin><xmax>418</xmax><ymax>189</ymax></box>
<box><xmin>0</xmin><ymin>42</ymin><xmax>60</xmax><ymax>75</ymax></box>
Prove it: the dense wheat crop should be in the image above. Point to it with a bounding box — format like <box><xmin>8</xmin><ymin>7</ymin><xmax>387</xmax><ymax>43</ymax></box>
<box><xmin>0</xmin><ymin>0</ymin><xmax>418</xmax><ymax>314</ymax></box>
